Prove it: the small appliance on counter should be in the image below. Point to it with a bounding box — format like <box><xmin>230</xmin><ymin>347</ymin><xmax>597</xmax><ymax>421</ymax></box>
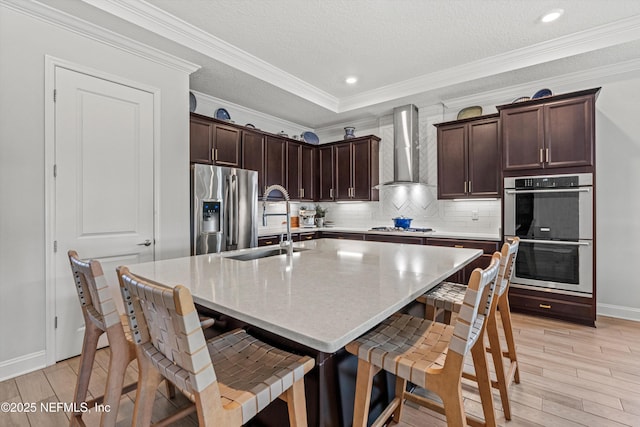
<box><xmin>299</xmin><ymin>209</ymin><xmax>316</xmax><ymax>228</ymax></box>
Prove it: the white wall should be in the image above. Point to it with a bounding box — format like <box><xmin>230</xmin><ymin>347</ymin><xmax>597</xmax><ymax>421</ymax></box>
<box><xmin>595</xmin><ymin>76</ymin><xmax>640</xmax><ymax>320</ymax></box>
<box><xmin>0</xmin><ymin>5</ymin><xmax>192</xmax><ymax>379</ymax></box>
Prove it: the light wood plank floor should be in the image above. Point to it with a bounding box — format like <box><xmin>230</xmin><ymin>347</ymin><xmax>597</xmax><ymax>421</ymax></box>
<box><xmin>1</xmin><ymin>313</ymin><xmax>639</xmax><ymax>426</ymax></box>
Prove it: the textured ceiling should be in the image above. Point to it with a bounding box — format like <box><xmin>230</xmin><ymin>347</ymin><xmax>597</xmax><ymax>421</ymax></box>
<box><xmin>37</xmin><ymin>0</ymin><xmax>640</xmax><ymax>127</ymax></box>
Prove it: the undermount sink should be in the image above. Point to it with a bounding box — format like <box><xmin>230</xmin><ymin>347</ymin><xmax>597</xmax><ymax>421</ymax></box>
<box><xmin>224</xmin><ymin>247</ymin><xmax>309</xmax><ymax>261</ymax></box>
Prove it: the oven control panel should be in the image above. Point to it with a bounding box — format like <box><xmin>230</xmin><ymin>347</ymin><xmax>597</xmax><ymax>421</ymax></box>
<box><xmin>515</xmin><ymin>175</ymin><xmax>579</xmax><ymax>189</ymax></box>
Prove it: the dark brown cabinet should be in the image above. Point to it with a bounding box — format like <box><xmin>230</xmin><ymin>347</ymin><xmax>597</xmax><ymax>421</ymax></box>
<box><xmin>499</xmin><ymin>88</ymin><xmax>599</xmax><ymax>172</ymax></box>
<box><xmin>317</xmin><ymin>146</ymin><xmax>334</xmax><ymax>201</ymax></box>
<box><xmin>424</xmin><ymin>238</ymin><xmax>500</xmax><ymax>284</ymax></box>
<box><xmin>436</xmin><ymin>115</ymin><xmax>500</xmax><ymax>199</ymax></box>
<box><xmin>190</xmin><ymin>113</ymin><xmax>241</xmax><ymax>166</ymax></box>
<box><xmin>286</xmin><ymin>142</ymin><xmax>315</xmax><ymax>201</ymax></box>
<box><xmin>333</xmin><ymin>136</ymin><xmax>380</xmax><ymax>201</ymax></box>
<box><xmin>242</xmin><ymin>130</ymin><xmax>265</xmax><ymax>197</ymax></box>
<box><xmin>264</xmin><ymin>136</ymin><xmax>286</xmax><ymax>197</ymax></box>
<box><xmin>508</xmin><ymin>286</ymin><xmax>595</xmax><ymax>327</ymax></box>
<box><xmin>365</xmin><ymin>234</ymin><xmax>425</xmax><ymax>245</ymax></box>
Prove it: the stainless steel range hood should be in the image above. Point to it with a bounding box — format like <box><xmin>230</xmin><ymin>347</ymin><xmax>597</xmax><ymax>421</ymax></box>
<box><xmin>379</xmin><ymin>104</ymin><xmax>420</xmax><ymax>187</ymax></box>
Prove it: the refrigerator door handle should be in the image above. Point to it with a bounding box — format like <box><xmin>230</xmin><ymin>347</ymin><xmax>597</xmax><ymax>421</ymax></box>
<box><xmin>229</xmin><ymin>174</ymin><xmax>239</xmax><ymax>247</ymax></box>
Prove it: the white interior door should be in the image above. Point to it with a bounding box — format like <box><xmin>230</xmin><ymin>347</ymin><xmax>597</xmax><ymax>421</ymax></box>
<box><xmin>54</xmin><ymin>67</ymin><xmax>155</xmax><ymax>361</ymax></box>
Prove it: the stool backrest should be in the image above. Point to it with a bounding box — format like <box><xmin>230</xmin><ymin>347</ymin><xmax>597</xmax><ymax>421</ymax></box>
<box><xmin>68</xmin><ymin>250</ymin><xmax>120</xmax><ymax>329</ymax></box>
<box><xmin>117</xmin><ymin>266</ymin><xmax>221</xmax><ymax>402</ymax></box>
<box><xmin>449</xmin><ymin>252</ymin><xmax>501</xmax><ymax>357</ymax></box>
<box><xmin>497</xmin><ymin>237</ymin><xmax>520</xmax><ymax>297</ymax></box>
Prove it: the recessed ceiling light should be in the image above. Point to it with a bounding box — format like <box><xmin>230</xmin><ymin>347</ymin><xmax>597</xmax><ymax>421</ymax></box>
<box><xmin>541</xmin><ymin>8</ymin><xmax>564</xmax><ymax>23</ymax></box>
<box><xmin>345</xmin><ymin>76</ymin><xmax>358</xmax><ymax>85</ymax></box>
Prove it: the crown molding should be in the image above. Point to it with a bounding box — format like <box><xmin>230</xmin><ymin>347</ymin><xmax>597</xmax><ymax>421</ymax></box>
<box><xmin>192</xmin><ymin>90</ymin><xmax>309</xmax><ymax>133</ymax></box>
<box><xmin>0</xmin><ymin>0</ymin><xmax>200</xmax><ymax>74</ymax></box>
<box><xmin>80</xmin><ymin>0</ymin><xmax>339</xmax><ymax>112</ymax></box>
<box><xmin>338</xmin><ymin>15</ymin><xmax>640</xmax><ymax>112</ymax></box>
<box><xmin>18</xmin><ymin>0</ymin><xmax>640</xmax><ymax>113</ymax></box>
<box><xmin>441</xmin><ymin>57</ymin><xmax>640</xmax><ymax>110</ymax></box>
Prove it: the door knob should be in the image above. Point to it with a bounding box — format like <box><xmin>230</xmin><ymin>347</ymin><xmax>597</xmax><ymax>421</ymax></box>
<box><xmin>137</xmin><ymin>239</ymin><xmax>152</xmax><ymax>246</ymax></box>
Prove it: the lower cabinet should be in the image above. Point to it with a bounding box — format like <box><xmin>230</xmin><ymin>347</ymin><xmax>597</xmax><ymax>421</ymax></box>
<box><xmin>258</xmin><ymin>235</ymin><xmax>280</xmax><ymax>247</ymax></box>
<box><xmin>424</xmin><ymin>238</ymin><xmax>500</xmax><ymax>284</ymax></box>
<box><xmin>259</xmin><ymin>231</ymin><xmax>317</xmax><ymax>246</ymax></box>
<box><xmin>318</xmin><ymin>231</ymin><xmax>365</xmax><ymax>240</ymax></box>
<box><xmin>508</xmin><ymin>287</ymin><xmax>595</xmax><ymax>327</ymax></box>
<box><xmin>364</xmin><ymin>234</ymin><xmax>425</xmax><ymax>245</ymax></box>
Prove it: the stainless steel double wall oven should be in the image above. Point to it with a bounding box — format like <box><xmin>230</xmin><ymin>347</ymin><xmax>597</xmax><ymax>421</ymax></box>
<box><xmin>504</xmin><ymin>173</ymin><xmax>593</xmax><ymax>295</ymax></box>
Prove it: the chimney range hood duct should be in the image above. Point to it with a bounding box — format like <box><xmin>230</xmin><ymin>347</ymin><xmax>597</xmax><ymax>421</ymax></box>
<box><xmin>380</xmin><ymin>104</ymin><xmax>420</xmax><ymax>186</ymax></box>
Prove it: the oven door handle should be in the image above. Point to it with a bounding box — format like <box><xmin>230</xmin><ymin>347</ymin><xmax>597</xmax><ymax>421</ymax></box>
<box><xmin>505</xmin><ymin>188</ymin><xmax>591</xmax><ymax>195</ymax></box>
<box><xmin>518</xmin><ymin>239</ymin><xmax>591</xmax><ymax>246</ymax></box>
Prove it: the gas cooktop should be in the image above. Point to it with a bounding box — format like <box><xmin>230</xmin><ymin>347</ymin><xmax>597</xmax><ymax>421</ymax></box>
<box><xmin>369</xmin><ymin>226</ymin><xmax>434</xmax><ymax>233</ymax></box>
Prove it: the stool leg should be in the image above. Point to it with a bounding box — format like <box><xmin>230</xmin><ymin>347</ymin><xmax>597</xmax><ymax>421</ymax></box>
<box><xmin>486</xmin><ymin>312</ymin><xmax>511</xmax><ymax>420</ymax></box>
<box><xmin>471</xmin><ymin>335</ymin><xmax>497</xmax><ymax>427</ymax></box>
<box><xmin>285</xmin><ymin>379</ymin><xmax>308</xmax><ymax>427</ymax></box>
<box><xmin>71</xmin><ymin>320</ymin><xmax>101</xmax><ymax>425</ymax></box>
<box><xmin>100</xmin><ymin>324</ymin><xmax>132</xmax><ymax>427</ymax></box>
<box><xmin>352</xmin><ymin>360</ymin><xmax>378</xmax><ymax>427</ymax></box>
<box><xmin>498</xmin><ymin>293</ymin><xmax>520</xmax><ymax>384</ymax></box>
<box><xmin>132</xmin><ymin>348</ymin><xmax>163</xmax><ymax>427</ymax></box>
<box><xmin>392</xmin><ymin>377</ymin><xmax>407</xmax><ymax>422</ymax></box>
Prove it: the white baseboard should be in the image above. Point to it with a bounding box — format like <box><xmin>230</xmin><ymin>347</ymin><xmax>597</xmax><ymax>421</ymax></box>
<box><xmin>597</xmin><ymin>303</ymin><xmax>640</xmax><ymax>322</ymax></box>
<box><xmin>0</xmin><ymin>351</ymin><xmax>47</xmax><ymax>382</ymax></box>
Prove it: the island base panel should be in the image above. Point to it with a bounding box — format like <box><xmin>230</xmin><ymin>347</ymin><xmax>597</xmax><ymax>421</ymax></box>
<box><xmin>196</xmin><ymin>305</ymin><xmax>396</xmax><ymax>427</ymax></box>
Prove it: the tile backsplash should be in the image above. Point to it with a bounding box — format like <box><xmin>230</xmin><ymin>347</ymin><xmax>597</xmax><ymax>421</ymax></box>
<box><xmin>316</xmin><ymin>110</ymin><xmax>502</xmax><ymax>234</ymax></box>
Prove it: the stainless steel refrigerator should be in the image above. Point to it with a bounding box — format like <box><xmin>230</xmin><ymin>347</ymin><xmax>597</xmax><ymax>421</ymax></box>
<box><xmin>191</xmin><ymin>164</ymin><xmax>258</xmax><ymax>254</ymax></box>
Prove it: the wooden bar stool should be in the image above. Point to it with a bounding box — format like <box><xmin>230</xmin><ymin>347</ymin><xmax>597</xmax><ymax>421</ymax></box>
<box><xmin>68</xmin><ymin>251</ymin><xmax>214</xmax><ymax>426</ymax></box>
<box><xmin>346</xmin><ymin>252</ymin><xmax>502</xmax><ymax>427</ymax></box>
<box><xmin>417</xmin><ymin>237</ymin><xmax>521</xmax><ymax>419</ymax></box>
<box><xmin>68</xmin><ymin>251</ymin><xmax>139</xmax><ymax>427</ymax></box>
<box><xmin>117</xmin><ymin>266</ymin><xmax>315</xmax><ymax>427</ymax></box>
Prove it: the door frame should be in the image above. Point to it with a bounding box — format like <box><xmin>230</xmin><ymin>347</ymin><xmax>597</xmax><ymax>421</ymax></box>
<box><xmin>44</xmin><ymin>55</ymin><xmax>161</xmax><ymax>366</ymax></box>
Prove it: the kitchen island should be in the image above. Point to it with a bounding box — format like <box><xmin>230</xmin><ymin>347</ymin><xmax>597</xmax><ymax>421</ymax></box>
<box><xmin>129</xmin><ymin>238</ymin><xmax>482</xmax><ymax>426</ymax></box>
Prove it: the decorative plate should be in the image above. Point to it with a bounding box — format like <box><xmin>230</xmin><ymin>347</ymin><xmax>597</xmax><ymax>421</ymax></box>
<box><xmin>189</xmin><ymin>92</ymin><xmax>197</xmax><ymax>112</ymax></box>
<box><xmin>457</xmin><ymin>106</ymin><xmax>482</xmax><ymax>120</ymax></box>
<box><xmin>215</xmin><ymin>108</ymin><xmax>231</xmax><ymax>120</ymax></box>
<box><xmin>532</xmin><ymin>88</ymin><xmax>552</xmax><ymax>99</ymax></box>
<box><xmin>302</xmin><ymin>131</ymin><xmax>319</xmax><ymax>145</ymax></box>
<box><xmin>512</xmin><ymin>96</ymin><xmax>530</xmax><ymax>103</ymax></box>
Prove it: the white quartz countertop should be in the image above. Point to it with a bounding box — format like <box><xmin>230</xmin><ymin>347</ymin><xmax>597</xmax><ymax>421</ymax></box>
<box><xmin>130</xmin><ymin>239</ymin><xmax>482</xmax><ymax>353</ymax></box>
<box><xmin>260</xmin><ymin>226</ymin><xmax>501</xmax><ymax>241</ymax></box>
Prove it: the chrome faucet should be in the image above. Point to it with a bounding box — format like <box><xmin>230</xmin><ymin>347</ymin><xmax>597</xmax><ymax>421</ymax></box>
<box><xmin>262</xmin><ymin>185</ymin><xmax>292</xmax><ymax>256</ymax></box>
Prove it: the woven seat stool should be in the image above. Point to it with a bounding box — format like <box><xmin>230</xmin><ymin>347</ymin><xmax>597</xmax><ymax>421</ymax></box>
<box><xmin>417</xmin><ymin>237</ymin><xmax>521</xmax><ymax>420</ymax></box>
<box><xmin>416</xmin><ymin>281</ymin><xmax>466</xmax><ymax>323</ymax></box>
<box><xmin>117</xmin><ymin>266</ymin><xmax>315</xmax><ymax>427</ymax></box>
<box><xmin>346</xmin><ymin>252</ymin><xmax>502</xmax><ymax>427</ymax></box>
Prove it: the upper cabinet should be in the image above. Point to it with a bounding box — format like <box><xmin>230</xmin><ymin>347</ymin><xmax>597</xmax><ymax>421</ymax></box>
<box><xmin>498</xmin><ymin>88</ymin><xmax>599</xmax><ymax>172</ymax></box>
<box><xmin>241</xmin><ymin>130</ymin><xmax>265</xmax><ymax>197</ymax></box>
<box><xmin>317</xmin><ymin>145</ymin><xmax>334</xmax><ymax>201</ymax></box>
<box><xmin>264</xmin><ymin>136</ymin><xmax>286</xmax><ymax>197</ymax></box>
<box><xmin>190</xmin><ymin>113</ymin><xmax>241</xmax><ymax>167</ymax></box>
<box><xmin>286</xmin><ymin>141</ymin><xmax>315</xmax><ymax>201</ymax></box>
<box><xmin>436</xmin><ymin>114</ymin><xmax>500</xmax><ymax>199</ymax></box>
<box><xmin>333</xmin><ymin>136</ymin><xmax>380</xmax><ymax>201</ymax></box>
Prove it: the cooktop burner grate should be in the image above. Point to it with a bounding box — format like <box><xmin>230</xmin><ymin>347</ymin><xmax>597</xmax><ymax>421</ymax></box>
<box><xmin>370</xmin><ymin>226</ymin><xmax>433</xmax><ymax>232</ymax></box>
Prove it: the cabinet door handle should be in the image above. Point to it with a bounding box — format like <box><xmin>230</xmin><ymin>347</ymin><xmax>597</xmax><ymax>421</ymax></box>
<box><xmin>545</xmin><ymin>148</ymin><xmax>549</xmax><ymax>163</ymax></box>
<box><xmin>539</xmin><ymin>148</ymin><xmax>544</xmax><ymax>163</ymax></box>
<box><xmin>264</xmin><ymin>240</ymin><xmax>273</xmax><ymax>245</ymax></box>
<box><xmin>300</xmin><ymin>188</ymin><xmax>304</xmax><ymax>198</ymax></box>
<box><xmin>304</xmin><ymin>235</ymin><xmax>313</xmax><ymax>240</ymax></box>
<box><xmin>539</xmin><ymin>304</ymin><xmax>551</xmax><ymax>309</ymax></box>
<box><xmin>454</xmin><ymin>245</ymin><xmax>464</xmax><ymax>248</ymax></box>
<box><xmin>330</xmin><ymin>188</ymin><xmax>334</xmax><ymax>198</ymax></box>
<box><xmin>464</xmin><ymin>181</ymin><xmax>467</xmax><ymax>193</ymax></box>
<box><xmin>468</xmin><ymin>181</ymin><xmax>472</xmax><ymax>193</ymax></box>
